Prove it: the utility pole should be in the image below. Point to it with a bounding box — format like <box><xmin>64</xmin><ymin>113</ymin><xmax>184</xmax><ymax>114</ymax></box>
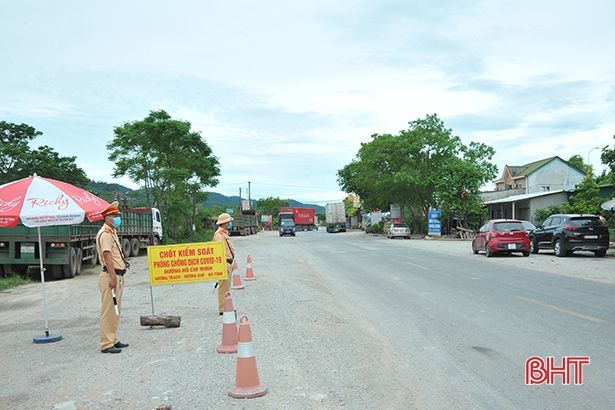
<box><xmin>239</xmin><ymin>188</ymin><xmax>242</xmax><ymax>206</ymax></box>
<box><xmin>248</xmin><ymin>181</ymin><xmax>251</xmax><ymax>210</ymax></box>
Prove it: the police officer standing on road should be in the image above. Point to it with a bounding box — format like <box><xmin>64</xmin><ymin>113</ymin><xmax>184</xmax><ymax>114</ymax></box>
<box><xmin>213</xmin><ymin>213</ymin><xmax>235</xmax><ymax>315</ymax></box>
<box><xmin>96</xmin><ymin>201</ymin><xmax>129</xmax><ymax>354</ymax></box>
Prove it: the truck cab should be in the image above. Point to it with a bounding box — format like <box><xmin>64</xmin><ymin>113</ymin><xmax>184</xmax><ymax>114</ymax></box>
<box><xmin>151</xmin><ymin>208</ymin><xmax>163</xmax><ymax>244</ymax></box>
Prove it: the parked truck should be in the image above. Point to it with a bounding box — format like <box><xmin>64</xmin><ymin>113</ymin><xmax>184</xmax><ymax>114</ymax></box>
<box><xmin>279</xmin><ymin>207</ymin><xmax>317</xmax><ymax>231</ymax></box>
<box><xmin>325</xmin><ymin>202</ymin><xmax>346</xmax><ymax>233</ymax></box>
<box><xmin>229</xmin><ymin>213</ymin><xmax>259</xmax><ymax>236</ymax></box>
<box><xmin>0</xmin><ymin>207</ymin><xmax>163</xmax><ymax>279</ymax></box>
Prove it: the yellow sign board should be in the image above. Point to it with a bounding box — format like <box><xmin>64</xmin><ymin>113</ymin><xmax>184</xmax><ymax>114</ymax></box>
<box><xmin>147</xmin><ymin>241</ymin><xmax>228</xmax><ymax>285</ymax></box>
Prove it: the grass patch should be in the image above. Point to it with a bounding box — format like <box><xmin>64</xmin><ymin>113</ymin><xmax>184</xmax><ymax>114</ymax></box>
<box><xmin>0</xmin><ymin>275</ymin><xmax>29</xmax><ymax>292</ymax></box>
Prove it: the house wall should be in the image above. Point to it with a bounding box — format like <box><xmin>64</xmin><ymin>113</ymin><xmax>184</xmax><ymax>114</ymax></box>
<box><xmin>528</xmin><ymin>192</ymin><xmax>570</xmax><ymax>223</ymax></box>
<box><xmin>486</xmin><ymin>192</ymin><xmax>570</xmax><ymax>223</ymax></box>
<box><xmin>527</xmin><ymin>158</ymin><xmax>584</xmax><ymax>194</ymax></box>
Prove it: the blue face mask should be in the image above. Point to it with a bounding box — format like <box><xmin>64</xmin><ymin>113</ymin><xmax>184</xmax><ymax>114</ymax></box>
<box><xmin>112</xmin><ymin>216</ymin><xmax>122</xmax><ymax>228</ymax></box>
<box><xmin>227</xmin><ymin>222</ymin><xmax>233</xmax><ymax>229</ymax></box>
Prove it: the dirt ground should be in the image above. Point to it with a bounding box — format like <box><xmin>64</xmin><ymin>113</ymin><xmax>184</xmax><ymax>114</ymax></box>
<box><xmin>1</xmin><ymin>232</ymin><xmax>613</xmax><ymax>410</ymax></box>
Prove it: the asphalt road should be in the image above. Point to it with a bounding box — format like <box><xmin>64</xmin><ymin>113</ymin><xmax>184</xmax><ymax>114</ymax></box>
<box><xmin>0</xmin><ymin>230</ymin><xmax>614</xmax><ymax>409</ymax></box>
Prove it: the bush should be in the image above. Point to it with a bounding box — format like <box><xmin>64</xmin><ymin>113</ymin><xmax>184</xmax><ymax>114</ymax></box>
<box><xmin>534</xmin><ymin>204</ymin><xmax>570</xmax><ymax>225</ymax></box>
<box><xmin>371</xmin><ymin>222</ymin><xmax>384</xmax><ymax>234</ymax></box>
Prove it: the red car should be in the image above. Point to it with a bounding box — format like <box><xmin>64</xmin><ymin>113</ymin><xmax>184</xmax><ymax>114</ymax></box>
<box><xmin>472</xmin><ymin>219</ymin><xmax>531</xmax><ymax>257</ymax></box>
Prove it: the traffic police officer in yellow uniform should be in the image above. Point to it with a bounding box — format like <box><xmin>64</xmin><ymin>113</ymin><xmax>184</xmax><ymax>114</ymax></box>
<box><xmin>96</xmin><ymin>201</ymin><xmax>129</xmax><ymax>353</ymax></box>
<box><xmin>213</xmin><ymin>213</ymin><xmax>235</xmax><ymax>314</ymax></box>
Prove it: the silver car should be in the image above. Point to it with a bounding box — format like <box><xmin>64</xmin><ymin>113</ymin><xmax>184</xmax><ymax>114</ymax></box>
<box><xmin>387</xmin><ymin>223</ymin><xmax>410</xmax><ymax>239</ymax></box>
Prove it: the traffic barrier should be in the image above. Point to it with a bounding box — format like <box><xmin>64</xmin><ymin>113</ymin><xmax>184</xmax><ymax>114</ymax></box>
<box><xmin>228</xmin><ymin>316</ymin><xmax>267</xmax><ymax>399</ymax></box>
<box><xmin>217</xmin><ymin>292</ymin><xmax>238</xmax><ymax>354</ymax></box>
<box><xmin>231</xmin><ymin>268</ymin><xmax>245</xmax><ymax>290</ymax></box>
<box><xmin>245</xmin><ymin>255</ymin><xmax>255</xmax><ymax>281</ymax></box>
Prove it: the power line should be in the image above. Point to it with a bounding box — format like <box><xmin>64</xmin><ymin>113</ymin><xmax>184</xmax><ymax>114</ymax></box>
<box><xmin>218</xmin><ymin>181</ymin><xmax>329</xmax><ymax>190</ymax></box>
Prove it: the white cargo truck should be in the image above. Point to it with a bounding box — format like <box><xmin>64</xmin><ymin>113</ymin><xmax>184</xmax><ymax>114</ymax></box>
<box><xmin>325</xmin><ymin>202</ymin><xmax>346</xmax><ymax>233</ymax></box>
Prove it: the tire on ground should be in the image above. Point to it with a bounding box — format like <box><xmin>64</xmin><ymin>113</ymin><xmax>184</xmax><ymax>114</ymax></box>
<box><xmin>89</xmin><ymin>245</ymin><xmax>98</xmax><ymax>266</ymax></box>
<box><xmin>76</xmin><ymin>247</ymin><xmax>82</xmax><ymax>275</ymax></box>
<box><xmin>122</xmin><ymin>238</ymin><xmax>131</xmax><ymax>257</ymax></box>
<box><xmin>63</xmin><ymin>247</ymin><xmax>77</xmax><ymax>278</ymax></box>
<box><xmin>130</xmin><ymin>238</ymin><xmax>140</xmax><ymax>256</ymax></box>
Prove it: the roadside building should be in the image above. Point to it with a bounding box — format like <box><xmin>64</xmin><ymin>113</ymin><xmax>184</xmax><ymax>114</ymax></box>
<box><xmin>481</xmin><ymin>156</ymin><xmax>585</xmax><ymax>223</ymax></box>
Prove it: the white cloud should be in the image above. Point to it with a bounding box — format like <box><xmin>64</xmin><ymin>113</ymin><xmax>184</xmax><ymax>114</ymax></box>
<box><xmin>1</xmin><ymin>0</ymin><xmax>614</xmax><ymax>205</ymax></box>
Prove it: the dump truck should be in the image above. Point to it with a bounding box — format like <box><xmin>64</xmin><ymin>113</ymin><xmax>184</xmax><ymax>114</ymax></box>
<box><xmin>228</xmin><ymin>199</ymin><xmax>259</xmax><ymax>236</ymax></box>
<box><xmin>278</xmin><ymin>207</ymin><xmax>317</xmax><ymax>231</ymax></box>
<box><xmin>325</xmin><ymin>202</ymin><xmax>346</xmax><ymax>233</ymax></box>
<box><xmin>229</xmin><ymin>213</ymin><xmax>259</xmax><ymax>236</ymax></box>
<box><xmin>0</xmin><ymin>207</ymin><xmax>163</xmax><ymax>279</ymax></box>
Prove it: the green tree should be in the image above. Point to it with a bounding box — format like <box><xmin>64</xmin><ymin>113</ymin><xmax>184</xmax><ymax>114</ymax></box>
<box><xmin>567</xmin><ymin>154</ymin><xmax>592</xmax><ymax>174</ymax></box>
<box><xmin>600</xmin><ymin>135</ymin><xmax>615</xmax><ymax>184</ymax></box>
<box><xmin>343</xmin><ymin>198</ymin><xmax>359</xmax><ymax>217</ymax></box>
<box><xmin>0</xmin><ymin>121</ymin><xmax>88</xmax><ymax>186</ymax></box>
<box><xmin>255</xmin><ymin>196</ymin><xmax>289</xmax><ymax>217</ymax></box>
<box><xmin>108</xmin><ymin>110</ymin><xmax>220</xmax><ymax>239</ymax></box>
<box><xmin>534</xmin><ymin>204</ymin><xmax>570</xmax><ymax>225</ymax></box>
<box><xmin>568</xmin><ymin>170</ymin><xmax>602</xmax><ymax>214</ymax></box>
<box><xmin>23</xmin><ymin>146</ymin><xmax>89</xmax><ymax>186</ymax></box>
<box><xmin>337</xmin><ymin>114</ymin><xmax>496</xmax><ymax>230</ymax></box>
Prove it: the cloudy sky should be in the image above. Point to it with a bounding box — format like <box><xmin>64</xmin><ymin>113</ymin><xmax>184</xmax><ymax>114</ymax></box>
<box><xmin>1</xmin><ymin>0</ymin><xmax>614</xmax><ymax>204</ymax></box>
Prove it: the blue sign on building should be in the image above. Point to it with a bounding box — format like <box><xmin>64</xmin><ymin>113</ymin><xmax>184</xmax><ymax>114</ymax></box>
<box><xmin>427</xmin><ymin>209</ymin><xmax>442</xmax><ymax>236</ymax></box>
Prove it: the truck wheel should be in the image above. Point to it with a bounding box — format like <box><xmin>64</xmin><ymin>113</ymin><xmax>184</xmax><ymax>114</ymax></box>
<box><xmin>75</xmin><ymin>248</ymin><xmax>82</xmax><ymax>275</ymax></box>
<box><xmin>122</xmin><ymin>238</ymin><xmax>131</xmax><ymax>257</ymax></box>
<box><xmin>153</xmin><ymin>236</ymin><xmax>161</xmax><ymax>246</ymax></box>
<box><xmin>89</xmin><ymin>245</ymin><xmax>98</xmax><ymax>266</ymax></box>
<box><xmin>130</xmin><ymin>238</ymin><xmax>140</xmax><ymax>256</ymax></box>
<box><xmin>63</xmin><ymin>247</ymin><xmax>77</xmax><ymax>278</ymax></box>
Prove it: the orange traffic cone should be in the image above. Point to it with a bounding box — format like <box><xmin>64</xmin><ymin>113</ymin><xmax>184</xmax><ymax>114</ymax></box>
<box><xmin>231</xmin><ymin>268</ymin><xmax>245</xmax><ymax>290</ymax></box>
<box><xmin>228</xmin><ymin>316</ymin><xmax>267</xmax><ymax>399</ymax></box>
<box><xmin>245</xmin><ymin>255</ymin><xmax>255</xmax><ymax>281</ymax></box>
<box><xmin>217</xmin><ymin>292</ymin><xmax>238</xmax><ymax>354</ymax></box>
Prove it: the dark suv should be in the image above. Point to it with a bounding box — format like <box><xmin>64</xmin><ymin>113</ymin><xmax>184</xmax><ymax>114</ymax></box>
<box><xmin>529</xmin><ymin>214</ymin><xmax>609</xmax><ymax>257</ymax></box>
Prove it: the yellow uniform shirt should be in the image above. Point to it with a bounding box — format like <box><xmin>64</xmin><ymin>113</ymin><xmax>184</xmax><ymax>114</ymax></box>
<box><xmin>213</xmin><ymin>227</ymin><xmax>234</xmax><ymax>263</ymax></box>
<box><xmin>96</xmin><ymin>225</ymin><xmax>126</xmax><ymax>270</ymax></box>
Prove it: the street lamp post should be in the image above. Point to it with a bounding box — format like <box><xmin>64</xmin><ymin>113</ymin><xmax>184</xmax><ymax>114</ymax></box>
<box><xmin>587</xmin><ymin>146</ymin><xmax>600</xmax><ymax>164</ymax></box>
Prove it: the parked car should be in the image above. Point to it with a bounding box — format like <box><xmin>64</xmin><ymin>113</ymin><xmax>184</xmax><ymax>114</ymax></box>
<box><xmin>279</xmin><ymin>219</ymin><xmax>296</xmax><ymax>237</ymax></box>
<box><xmin>519</xmin><ymin>220</ymin><xmax>536</xmax><ymax>232</ymax></box>
<box><xmin>387</xmin><ymin>223</ymin><xmax>410</xmax><ymax>239</ymax></box>
<box><xmin>472</xmin><ymin>219</ymin><xmax>530</xmax><ymax>257</ymax></box>
<box><xmin>529</xmin><ymin>214</ymin><xmax>609</xmax><ymax>257</ymax></box>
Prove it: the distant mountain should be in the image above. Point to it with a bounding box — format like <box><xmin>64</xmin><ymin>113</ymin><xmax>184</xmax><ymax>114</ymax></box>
<box><xmin>204</xmin><ymin>192</ymin><xmax>242</xmax><ymax>208</ymax></box>
<box><xmin>205</xmin><ymin>192</ymin><xmax>325</xmax><ymax>213</ymax></box>
<box><xmin>86</xmin><ymin>182</ymin><xmax>325</xmax><ymax>213</ymax></box>
<box><xmin>87</xmin><ymin>181</ymin><xmax>148</xmax><ymax>205</ymax></box>
<box><xmin>287</xmin><ymin>199</ymin><xmax>325</xmax><ymax>214</ymax></box>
